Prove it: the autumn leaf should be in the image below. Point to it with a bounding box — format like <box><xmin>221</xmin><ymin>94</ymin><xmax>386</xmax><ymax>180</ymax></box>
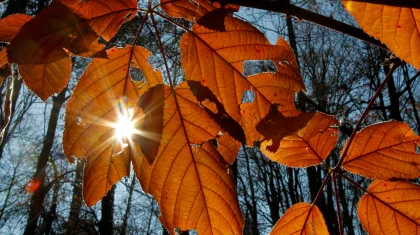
<box><xmin>343</xmin><ymin>1</ymin><xmax>420</xmax><ymax>70</ymax></box>
<box><xmin>58</xmin><ymin>0</ymin><xmax>138</xmax><ymax>41</ymax></box>
<box><xmin>134</xmin><ymin>84</ymin><xmax>164</xmax><ymax>164</ymax></box>
<box><xmin>0</xmin><ymin>49</ymin><xmax>11</xmax><ymax>83</ymax></box>
<box><xmin>181</xmin><ymin>16</ymin><xmax>303</xmax><ymax>145</ymax></box>
<box><xmin>18</xmin><ymin>57</ymin><xmax>72</xmax><ymax>101</ymax></box>
<box><xmin>160</xmin><ymin>0</ymin><xmax>239</xmax><ymax>22</ymax></box>
<box><xmin>216</xmin><ymin>133</ymin><xmax>241</xmax><ymax>164</ymax></box>
<box><xmin>257</xmin><ymin>108</ymin><xmax>338</xmax><ymax>167</ymax></box>
<box><xmin>342</xmin><ymin>121</ymin><xmax>420</xmax><ymax>180</ymax></box>
<box><xmin>270</xmin><ymin>202</ymin><xmax>329</xmax><ymax>235</ymax></box>
<box><xmin>196</xmin><ymin>8</ymin><xmax>236</xmax><ymax>32</ymax></box>
<box><xmin>7</xmin><ymin>1</ymin><xmax>99</xmax><ymax>64</ymax></box>
<box><xmin>63</xmin><ymin>45</ymin><xmax>162</xmax><ymax>206</ymax></box>
<box><xmin>0</xmin><ymin>14</ymin><xmax>32</xmax><ymax>42</ymax></box>
<box><xmin>136</xmin><ymin>82</ymin><xmax>244</xmax><ymax>234</ymax></box>
<box><xmin>83</xmin><ymin>135</ymin><xmax>131</xmax><ymax>205</ymax></box>
<box><xmin>358</xmin><ymin>180</ymin><xmax>420</xmax><ymax>234</ymax></box>
<box><xmin>187</xmin><ymin>80</ymin><xmax>245</xmax><ymax>144</ymax></box>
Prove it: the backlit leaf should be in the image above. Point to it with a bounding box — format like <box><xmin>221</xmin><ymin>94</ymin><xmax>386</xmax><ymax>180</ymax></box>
<box><xmin>136</xmin><ymin>82</ymin><xmax>244</xmax><ymax>235</ymax></box>
<box><xmin>83</xmin><ymin>135</ymin><xmax>130</xmax><ymax>206</ymax></box>
<box><xmin>342</xmin><ymin>121</ymin><xmax>420</xmax><ymax>180</ymax></box>
<box><xmin>270</xmin><ymin>202</ymin><xmax>329</xmax><ymax>235</ymax></box>
<box><xmin>134</xmin><ymin>84</ymin><xmax>164</xmax><ymax>164</ymax></box>
<box><xmin>7</xmin><ymin>1</ymin><xmax>99</xmax><ymax>64</ymax></box>
<box><xmin>181</xmin><ymin>16</ymin><xmax>303</xmax><ymax>145</ymax></box>
<box><xmin>187</xmin><ymin>80</ymin><xmax>245</xmax><ymax>144</ymax></box>
<box><xmin>257</xmin><ymin>110</ymin><xmax>338</xmax><ymax>167</ymax></box>
<box><xmin>63</xmin><ymin>45</ymin><xmax>162</xmax><ymax>205</ymax></box>
<box><xmin>343</xmin><ymin>1</ymin><xmax>420</xmax><ymax>70</ymax></box>
<box><xmin>18</xmin><ymin>57</ymin><xmax>72</xmax><ymax>101</ymax></box>
<box><xmin>0</xmin><ymin>14</ymin><xmax>32</xmax><ymax>42</ymax></box>
<box><xmin>358</xmin><ymin>180</ymin><xmax>420</xmax><ymax>234</ymax></box>
<box><xmin>217</xmin><ymin>134</ymin><xmax>241</xmax><ymax>164</ymax></box>
<box><xmin>58</xmin><ymin>0</ymin><xmax>138</xmax><ymax>41</ymax></box>
<box><xmin>160</xmin><ymin>0</ymin><xmax>239</xmax><ymax>22</ymax></box>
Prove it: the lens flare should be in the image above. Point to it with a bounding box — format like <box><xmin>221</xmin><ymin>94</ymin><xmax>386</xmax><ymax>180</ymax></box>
<box><xmin>114</xmin><ymin>113</ymin><xmax>135</xmax><ymax>144</ymax></box>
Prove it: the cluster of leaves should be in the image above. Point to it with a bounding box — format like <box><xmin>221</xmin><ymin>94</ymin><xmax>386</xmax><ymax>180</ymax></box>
<box><xmin>0</xmin><ymin>0</ymin><xmax>420</xmax><ymax>234</ymax></box>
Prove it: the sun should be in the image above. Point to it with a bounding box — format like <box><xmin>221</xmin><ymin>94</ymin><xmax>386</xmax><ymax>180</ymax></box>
<box><xmin>114</xmin><ymin>113</ymin><xmax>135</xmax><ymax>143</ymax></box>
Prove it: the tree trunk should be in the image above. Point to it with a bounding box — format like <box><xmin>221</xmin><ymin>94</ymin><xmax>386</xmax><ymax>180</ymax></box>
<box><xmin>2</xmin><ymin>0</ymin><xmax>29</xmax><ymax>17</ymax></box>
<box><xmin>23</xmin><ymin>88</ymin><xmax>67</xmax><ymax>235</ymax></box>
<box><xmin>42</xmin><ymin>173</ymin><xmax>60</xmax><ymax>235</ymax></box>
<box><xmin>98</xmin><ymin>185</ymin><xmax>116</xmax><ymax>235</ymax></box>
<box><xmin>121</xmin><ymin>175</ymin><xmax>136</xmax><ymax>235</ymax></box>
<box><xmin>65</xmin><ymin>159</ymin><xmax>85</xmax><ymax>234</ymax></box>
<box><xmin>380</xmin><ymin>51</ymin><xmax>402</xmax><ymax>121</ymax></box>
<box><xmin>337</xmin><ymin>176</ymin><xmax>355</xmax><ymax>235</ymax></box>
<box><xmin>243</xmin><ymin>148</ymin><xmax>259</xmax><ymax>235</ymax></box>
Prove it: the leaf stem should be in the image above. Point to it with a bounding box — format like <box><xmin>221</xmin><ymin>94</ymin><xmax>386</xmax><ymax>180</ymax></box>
<box><xmin>334</xmin><ymin>60</ymin><xmax>401</xmax><ymax>170</ymax></box>
<box><xmin>122</xmin><ymin>12</ymin><xmax>149</xmax><ymax>97</ymax></box>
<box><xmin>300</xmin><ymin>171</ymin><xmax>331</xmax><ymax>235</ymax></box>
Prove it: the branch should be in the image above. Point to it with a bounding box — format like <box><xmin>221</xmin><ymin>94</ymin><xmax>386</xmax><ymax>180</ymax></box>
<box><xmin>219</xmin><ymin>0</ymin><xmax>388</xmax><ymax>50</ymax></box>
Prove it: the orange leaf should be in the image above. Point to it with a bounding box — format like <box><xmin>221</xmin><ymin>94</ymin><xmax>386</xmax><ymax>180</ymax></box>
<box><xmin>181</xmin><ymin>16</ymin><xmax>303</xmax><ymax>145</ymax></box>
<box><xmin>83</xmin><ymin>135</ymin><xmax>130</xmax><ymax>206</ymax></box>
<box><xmin>0</xmin><ymin>49</ymin><xmax>11</xmax><ymax>82</ymax></box>
<box><xmin>7</xmin><ymin>1</ymin><xmax>99</xmax><ymax>64</ymax></box>
<box><xmin>270</xmin><ymin>202</ymin><xmax>329</xmax><ymax>235</ymax></box>
<box><xmin>160</xmin><ymin>0</ymin><xmax>238</xmax><ymax>22</ymax></box>
<box><xmin>187</xmin><ymin>80</ymin><xmax>245</xmax><ymax>144</ymax></box>
<box><xmin>343</xmin><ymin>1</ymin><xmax>420</xmax><ymax>70</ymax></box>
<box><xmin>358</xmin><ymin>180</ymin><xmax>420</xmax><ymax>234</ymax></box>
<box><xmin>0</xmin><ymin>48</ymin><xmax>7</xmax><ymax>67</ymax></box>
<box><xmin>58</xmin><ymin>0</ymin><xmax>138</xmax><ymax>41</ymax></box>
<box><xmin>134</xmin><ymin>84</ymin><xmax>165</xmax><ymax>164</ymax></box>
<box><xmin>0</xmin><ymin>14</ymin><xmax>32</xmax><ymax>42</ymax></box>
<box><xmin>136</xmin><ymin>82</ymin><xmax>243</xmax><ymax>234</ymax></box>
<box><xmin>63</xmin><ymin>45</ymin><xmax>162</xmax><ymax>205</ymax></box>
<box><xmin>18</xmin><ymin>57</ymin><xmax>72</xmax><ymax>101</ymax></box>
<box><xmin>342</xmin><ymin>121</ymin><xmax>420</xmax><ymax>180</ymax></box>
<box><xmin>217</xmin><ymin>133</ymin><xmax>241</xmax><ymax>164</ymax></box>
<box><xmin>257</xmin><ymin>110</ymin><xmax>338</xmax><ymax>167</ymax></box>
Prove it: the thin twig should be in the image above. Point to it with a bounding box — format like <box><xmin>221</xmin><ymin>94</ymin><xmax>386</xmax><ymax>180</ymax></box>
<box><xmin>334</xmin><ymin>59</ymin><xmax>401</xmax><ymax>169</ymax></box>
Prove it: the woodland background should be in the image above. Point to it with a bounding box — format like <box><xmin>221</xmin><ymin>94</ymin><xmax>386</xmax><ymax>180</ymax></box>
<box><xmin>0</xmin><ymin>0</ymin><xmax>419</xmax><ymax>234</ymax></box>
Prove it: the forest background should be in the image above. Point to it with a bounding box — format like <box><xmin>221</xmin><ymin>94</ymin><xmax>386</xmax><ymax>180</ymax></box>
<box><xmin>0</xmin><ymin>0</ymin><xmax>419</xmax><ymax>235</ymax></box>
